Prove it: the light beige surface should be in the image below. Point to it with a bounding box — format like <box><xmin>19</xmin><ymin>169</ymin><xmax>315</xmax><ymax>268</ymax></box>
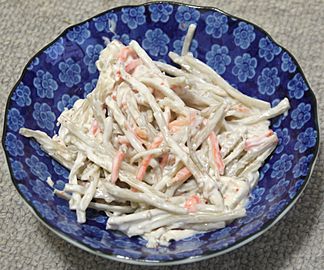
<box><xmin>0</xmin><ymin>0</ymin><xmax>323</xmax><ymax>269</ymax></box>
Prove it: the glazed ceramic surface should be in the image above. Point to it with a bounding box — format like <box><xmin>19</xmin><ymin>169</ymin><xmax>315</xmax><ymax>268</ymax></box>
<box><xmin>2</xmin><ymin>2</ymin><xmax>319</xmax><ymax>265</ymax></box>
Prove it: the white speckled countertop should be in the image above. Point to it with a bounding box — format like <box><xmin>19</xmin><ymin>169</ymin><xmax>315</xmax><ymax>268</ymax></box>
<box><xmin>0</xmin><ymin>0</ymin><xmax>323</xmax><ymax>269</ymax></box>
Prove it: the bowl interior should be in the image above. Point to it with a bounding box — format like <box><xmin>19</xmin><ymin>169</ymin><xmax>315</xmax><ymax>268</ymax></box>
<box><xmin>2</xmin><ymin>2</ymin><xmax>319</xmax><ymax>264</ymax></box>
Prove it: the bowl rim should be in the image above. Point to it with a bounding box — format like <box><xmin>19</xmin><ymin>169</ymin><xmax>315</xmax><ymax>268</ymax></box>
<box><xmin>2</xmin><ymin>1</ymin><xmax>320</xmax><ymax>266</ymax></box>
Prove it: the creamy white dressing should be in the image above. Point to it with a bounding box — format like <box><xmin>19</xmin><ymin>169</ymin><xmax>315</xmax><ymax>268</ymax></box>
<box><xmin>19</xmin><ymin>25</ymin><xmax>290</xmax><ymax>248</ymax></box>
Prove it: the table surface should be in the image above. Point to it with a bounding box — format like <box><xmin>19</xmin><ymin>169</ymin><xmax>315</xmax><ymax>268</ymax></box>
<box><xmin>0</xmin><ymin>0</ymin><xmax>323</xmax><ymax>269</ymax></box>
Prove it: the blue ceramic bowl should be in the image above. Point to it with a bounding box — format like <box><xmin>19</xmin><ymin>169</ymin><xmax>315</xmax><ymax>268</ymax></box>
<box><xmin>2</xmin><ymin>1</ymin><xmax>319</xmax><ymax>265</ymax></box>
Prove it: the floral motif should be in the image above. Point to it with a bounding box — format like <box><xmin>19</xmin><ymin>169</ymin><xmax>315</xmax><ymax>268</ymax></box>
<box><xmin>54</xmin><ymin>180</ymin><xmax>66</xmax><ymax>191</ymax></box>
<box><xmin>288</xmin><ymin>73</ymin><xmax>309</xmax><ymax>99</ymax></box>
<box><xmin>57</xmin><ymin>205</ymin><xmax>76</xmax><ymax>220</ymax></box>
<box><xmin>257</xmin><ymin>67</ymin><xmax>280</xmax><ymax>95</ymax></box>
<box><xmin>271</xmin><ymin>153</ymin><xmax>293</xmax><ymax>179</ymax></box>
<box><xmin>266</xmin><ymin>179</ymin><xmax>289</xmax><ymax>202</ymax></box>
<box><xmin>84</xmin><ymin>79</ymin><xmax>98</xmax><ymax>97</ymax></box>
<box><xmin>246</xmin><ymin>186</ymin><xmax>265</xmax><ymax>209</ymax></box>
<box><xmin>294</xmin><ymin>127</ymin><xmax>317</xmax><ymax>153</ymax></box>
<box><xmin>271</xmin><ymin>99</ymin><xmax>287</xmax><ymax>128</ymax></box>
<box><xmin>259</xmin><ymin>163</ymin><xmax>270</xmax><ymax>182</ymax></box>
<box><xmin>121</xmin><ymin>7</ymin><xmax>146</xmax><ymax>30</ymax></box>
<box><xmin>232</xmin><ymin>53</ymin><xmax>257</xmax><ymax>82</ymax></box>
<box><xmin>173</xmin><ymin>36</ymin><xmax>198</xmax><ymax>57</ymax></box>
<box><xmin>281</xmin><ymin>52</ymin><xmax>296</xmax><ymax>73</ymax></box>
<box><xmin>272</xmin><ymin>116</ymin><xmax>285</xmax><ymax>129</ymax></box>
<box><xmin>258</xmin><ymin>37</ymin><xmax>281</xmax><ymax>62</ymax></box>
<box><xmin>93</xmin><ymin>13</ymin><xmax>118</xmax><ymax>32</ymax></box>
<box><xmin>52</xmin><ymin>160</ymin><xmax>69</xmax><ymax>179</ymax></box>
<box><xmin>57</xmin><ymin>94</ymin><xmax>79</xmax><ymax>112</ymax></box>
<box><xmin>157</xmin><ymin>58</ymin><xmax>166</xmax><ymax>63</ymax></box>
<box><xmin>58</xmin><ymin>220</ymin><xmax>81</xmax><ymax>236</ymax></box>
<box><xmin>7</xmin><ymin>108</ymin><xmax>24</xmax><ymax>132</ymax></box>
<box><xmin>275</xmin><ymin>128</ymin><xmax>290</xmax><ymax>154</ymax></box>
<box><xmin>29</xmin><ymin>140</ymin><xmax>44</xmax><ymax>156</ymax></box>
<box><xmin>83</xmin><ymin>44</ymin><xmax>103</xmax><ymax>74</ymax></box>
<box><xmin>142</xmin><ymin>28</ymin><xmax>170</xmax><ymax>57</ymax></box>
<box><xmin>267</xmin><ymin>199</ymin><xmax>288</xmax><ymax>219</ymax></box>
<box><xmin>206</xmin><ymin>44</ymin><xmax>231</xmax><ymax>75</ymax></box>
<box><xmin>290</xmin><ymin>103</ymin><xmax>311</xmax><ymax>129</ymax></box>
<box><xmin>82</xmin><ymin>236</ymin><xmax>105</xmax><ymax>249</ymax></box>
<box><xmin>83</xmin><ymin>224</ymin><xmax>105</xmax><ymax>237</ymax></box>
<box><xmin>239</xmin><ymin>220</ymin><xmax>264</xmax><ymax>237</ymax></box>
<box><xmin>112</xmin><ymin>33</ymin><xmax>130</xmax><ymax>45</ymax></box>
<box><xmin>30</xmin><ymin>179</ymin><xmax>54</xmax><ymax>201</ymax></box>
<box><xmin>292</xmin><ymin>154</ymin><xmax>314</xmax><ymax>178</ymax></box>
<box><xmin>12</xmin><ymin>82</ymin><xmax>31</xmax><ymax>107</ymax></box>
<box><xmin>149</xmin><ymin>3</ymin><xmax>173</xmax><ymax>23</ymax></box>
<box><xmin>209</xmin><ymin>227</ymin><xmax>235</xmax><ymax>240</ymax></box>
<box><xmin>205</xmin><ymin>13</ymin><xmax>228</xmax><ymax>38</ymax></box>
<box><xmin>33</xmin><ymin>70</ymin><xmax>58</xmax><ymax>98</ymax></box>
<box><xmin>288</xmin><ymin>179</ymin><xmax>304</xmax><ymax>199</ymax></box>
<box><xmin>233</xmin><ymin>22</ymin><xmax>255</xmax><ymax>49</ymax></box>
<box><xmin>33</xmin><ymin>200</ymin><xmax>57</xmax><ymax>220</ymax></box>
<box><xmin>239</xmin><ymin>205</ymin><xmax>266</xmax><ymax>224</ymax></box>
<box><xmin>11</xmin><ymin>159</ymin><xmax>27</xmax><ymax>180</ymax></box>
<box><xmin>5</xmin><ymin>133</ymin><xmax>24</xmax><ymax>156</ymax></box>
<box><xmin>58</xmin><ymin>58</ymin><xmax>81</xmax><ymax>87</ymax></box>
<box><xmin>26</xmin><ymin>155</ymin><xmax>50</xmax><ymax>181</ymax></box>
<box><xmin>18</xmin><ymin>184</ymin><xmax>32</xmax><ymax>201</ymax></box>
<box><xmin>3</xmin><ymin>4</ymin><xmax>320</xmax><ymax>260</ymax></box>
<box><xmin>32</xmin><ymin>102</ymin><xmax>55</xmax><ymax>131</ymax></box>
<box><xmin>44</xmin><ymin>38</ymin><xmax>64</xmax><ymax>60</ymax></box>
<box><xmin>27</xmin><ymin>57</ymin><xmax>39</xmax><ymax>71</ymax></box>
<box><xmin>87</xmin><ymin>209</ymin><xmax>108</xmax><ymax>224</ymax></box>
<box><xmin>66</xmin><ymin>23</ymin><xmax>90</xmax><ymax>44</ymax></box>
<box><xmin>175</xmin><ymin>6</ymin><xmax>200</xmax><ymax>31</ymax></box>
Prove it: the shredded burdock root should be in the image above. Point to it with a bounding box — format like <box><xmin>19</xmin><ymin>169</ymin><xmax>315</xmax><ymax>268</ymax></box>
<box><xmin>20</xmin><ymin>24</ymin><xmax>290</xmax><ymax>248</ymax></box>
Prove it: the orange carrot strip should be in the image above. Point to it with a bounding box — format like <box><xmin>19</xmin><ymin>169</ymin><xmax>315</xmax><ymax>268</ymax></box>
<box><xmin>232</xmin><ymin>104</ymin><xmax>250</xmax><ymax>113</ymax></box>
<box><xmin>134</xmin><ymin>127</ymin><xmax>149</xmax><ymax>141</ymax></box>
<box><xmin>118</xmin><ymin>136</ymin><xmax>130</xmax><ymax>146</ymax></box>
<box><xmin>118</xmin><ymin>47</ymin><xmax>138</xmax><ymax>61</ymax></box>
<box><xmin>209</xmin><ymin>131</ymin><xmax>225</xmax><ymax>175</ymax></box>
<box><xmin>244</xmin><ymin>130</ymin><xmax>274</xmax><ymax>150</ymax></box>
<box><xmin>125</xmin><ymin>59</ymin><xmax>142</xmax><ymax>73</ymax></box>
<box><xmin>168</xmin><ymin>118</ymin><xmax>190</xmax><ymax>133</ymax></box>
<box><xmin>136</xmin><ymin>135</ymin><xmax>163</xmax><ymax>180</ymax></box>
<box><xmin>172</xmin><ymin>167</ymin><xmax>192</xmax><ymax>183</ymax></box>
<box><xmin>111</xmin><ymin>150</ymin><xmax>126</xmax><ymax>184</ymax></box>
<box><xmin>168</xmin><ymin>113</ymin><xmax>197</xmax><ymax>133</ymax></box>
<box><xmin>184</xmin><ymin>195</ymin><xmax>201</xmax><ymax>213</ymax></box>
<box><xmin>90</xmin><ymin>119</ymin><xmax>101</xmax><ymax>136</ymax></box>
<box><xmin>159</xmin><ymin>153</ymin><xmax>169</xmax><ymax>169</ymax></box>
